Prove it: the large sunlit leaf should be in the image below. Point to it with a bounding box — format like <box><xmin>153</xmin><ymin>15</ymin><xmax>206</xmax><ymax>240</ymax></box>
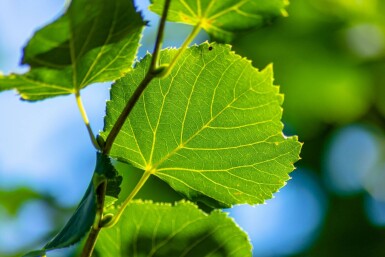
<box><xmin>95</xmin><ymin>201</ymin><xmax>252</xmax><ymax>257</ymax></box>
<box><xmin>149</xmin><ymin>0</ymin><xmax>289</xmax><ymax>42</ymax></box>
<box><xmin>0</xmin><ymin>0</ymin><xmax>145</xmax><ymax>101</ymax></box>
<box><xmin>102</xmin><ymin>42</ymin><xmax>301</xmax><ymax>207</ymax></box>
<box><xmin>23</xmin><ymin>153</ymin><xmax>120</xmax><ymax>256</ymax></box>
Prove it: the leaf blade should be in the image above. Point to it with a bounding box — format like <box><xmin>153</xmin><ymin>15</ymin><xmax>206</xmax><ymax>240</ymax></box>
<box><xmin>149</xmin><ymin>0</ymin><xmax>289</xmax><ymax>42</ymax></box>
<box><xmin>44</xmin><ymin>180</ymin><xmax>96</xmax><ymax>251</ymax></box>
<box><xmin>0</xmin><ymin>0</ymin><xmax>145</xmax><ymax>100</ymax></box>
<box><xmin>95</xmin><ymin>201</ymin><xmax>252</xmax><ymax>257</ymax></box>
<box><xmin>102</xmin><ymin>42</ymin><xmax>301</xmax><ymax>206</ymax></box>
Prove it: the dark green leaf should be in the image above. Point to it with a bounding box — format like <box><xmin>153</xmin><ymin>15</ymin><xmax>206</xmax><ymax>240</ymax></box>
<box><xmin>22</xmin><ymin>180</ymin><xmax>95</xmax><ymax>257</ymax></box>
<box><xmin>0</xmin><ymin>0</ymin><xmax>145</xmax><ymax>100</ymax></box>
<box><xmin>23</xmin><ymin>153</ymin><xmax>122</xmax><ymax>255</ymax></box>
<box><xmin>95</xmin><ymin>201</ymin><xmax>252</xmax><ymax>257</ymax></box>
<box><xmin>149</xmin><ymin>0</ymin><xmax>289</xmax><ymax>42</ymax></box>
<box><xmin>95</xmin><ymin>153</ymin><xmax>122</xmax><ymax>200</ymax></box>
<box><xmin>22</xmin><ymin>250</ymin><xmax>46</xmax><ymax>257</ymax></box>
<box><xmin>102</xmin><ymin>42</ymin><xmax>301</xmax><ymax>207</ymax></box>
<box><xmin>44</xmin><ymin>178</ymin><xmax>96</xmax><ymax>250</ymax></box>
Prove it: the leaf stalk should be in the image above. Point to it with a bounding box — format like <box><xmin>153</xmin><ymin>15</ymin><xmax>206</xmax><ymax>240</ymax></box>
<box><xmin>81</xmin><ymin>1</ymin><xmax>173</xmax><ymax>256</ymax></box>
<box><xmin>159</xmin><ymin>22</ymin><xmax>202</xmax><ymax>78</ymax></box>
<box><xmin>75</xmin><ymin>91</ymin><xmax>101</xmax><ymax>150</ymax></box>
<box><xmin>103</xmin><ymin>170</ymin><xmax>152</xmax><ymax>228</ymax></box>
<box><xmin>103</xmin><ymin>0</ymin><xmax>172</xmax><ymax>155</ymax></box>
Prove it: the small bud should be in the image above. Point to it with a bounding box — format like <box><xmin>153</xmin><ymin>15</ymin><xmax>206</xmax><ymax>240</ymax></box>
<box><xmin>96</xmin><ymin>135</ymin><xmax>105</xmax><ymax>149</ymax></box>
<box><xmin>100</xmin><ymin>213</ymin><xmax>114</xmax><ymax>227</ymax></box>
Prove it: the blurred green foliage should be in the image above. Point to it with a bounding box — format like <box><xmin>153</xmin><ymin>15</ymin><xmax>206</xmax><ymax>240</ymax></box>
<box><xmin>232</xmin><ymin>0</ymin><xmax>385</xmax><ymax>256</ymax></box>
<box><xmin>0</xmin><ymin>188</ymin><xmax>49</xmax><ymax>216</ymax></box>
<box><xmin>0</xmin><ymin>189</ymin><xmax>76</xmax><ymax>257</ymax></box>
<box><xmin>233</xmin><ymin>0</ymin><xmax>385</xmax><ymax>138</ymax></box>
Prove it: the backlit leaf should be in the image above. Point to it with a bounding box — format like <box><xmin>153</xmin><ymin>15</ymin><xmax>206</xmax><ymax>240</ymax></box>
<box><xmin>95</xmin><ymin>201</ymin><xmax>252</xmax><ymax>257</ymax></box>
<box><xmin>102</xmin><ymin>42</ymin><xmax>301</xmax><ymax>207</ymax></box>
<box><xmin>149</xmin><ymin>0</ymin><xmax>289</xmax><ymax>42</ymax></box>
<box><xmin>0</xmin><ymin>0</ymin><xmax>145</xmax><ymax>101</ymax></box>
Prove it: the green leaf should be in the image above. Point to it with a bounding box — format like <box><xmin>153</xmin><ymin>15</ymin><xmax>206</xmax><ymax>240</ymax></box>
<box><xmin>102</xmin><ymin>42</ymin><xmax>301</xmax><ymax>207</ymax></box>
<box><xmin>44</xmin><ymin>177</ymin><xmax>96</xmax><ymax>251</ymax></box>
<box><xmin>0</xmin><ymin>0</ymin><xmax>145</xmax><ymax>101</ymax></box>
<box><xmin>95</xmin><ymin>153</ymin><xmax>123</xmax><ymax>201</ymax></box>
<box><xmin>149</xmin><ymin>0</ymin><xmax>289</xmax><ymax>42</ymax></box>
<box><xmin>95</xmin><ymin>201</ymin><xmax>252</xmax><ymax>257</ymax></box>
<box><xmin>22</xmin><ymin>180</ymin><xmax>95</xmax><ymax>257</ymax></box>
<box><xmin>22</xmin><ymin>250</ymin><xmax>47</xmax><ymax>257</ymax></box>
<box><xmin>112</xmin><ymin>161</ymin><xmax>222</xmax><ymax>211</ymax></box>
<box><xmin>23</xmin><ymin>153</ymin><xmax>120</xmax><ymax>256</ymax></box>
<box><xmin>113</xmin><ymin>161</ymin><xmax>183</xmax><ymax>205</ymax></box>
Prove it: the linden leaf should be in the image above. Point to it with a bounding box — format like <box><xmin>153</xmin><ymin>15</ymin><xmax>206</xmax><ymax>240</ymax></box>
<box><xmin>95</xmin><ymin>201</ymin><xmax>252</xmax><ymax>257</ymax></box>
<box><xmin>149</xmin><ymin>0</ymin><xmax>289</xmax><ymax>42</ymax></box>
<box><xmin>0</xmin><ymin>0</ymin><xmax>145</xmax><ymax>101</ymax></box>
<box><xmin>102</xmin><ymin>42</ymin><xmax>301</xmax><ymax>207</ymax></box>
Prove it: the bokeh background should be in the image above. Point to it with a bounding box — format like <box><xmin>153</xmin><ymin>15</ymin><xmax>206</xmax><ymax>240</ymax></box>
<box><xmin>1</xmin><ymin>0</ymin><xmax>385</xmax><ymax>256</ymax></box>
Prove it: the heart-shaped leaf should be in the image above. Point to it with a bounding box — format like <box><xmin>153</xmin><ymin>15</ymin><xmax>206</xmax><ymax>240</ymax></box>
<box><xmin>102</xmin><ymin>42</ymin><xmax>301</xmax><ymax>207</ymax></box>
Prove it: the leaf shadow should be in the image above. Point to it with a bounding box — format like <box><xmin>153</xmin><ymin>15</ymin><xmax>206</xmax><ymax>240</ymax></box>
<box><xmin>130</xmin><ymin>231</ymin><xmax>228</xmax><ymax>257</ymax></box>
